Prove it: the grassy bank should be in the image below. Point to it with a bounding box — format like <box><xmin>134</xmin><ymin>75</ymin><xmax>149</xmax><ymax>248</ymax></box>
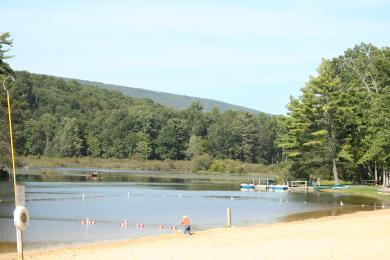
<box><xmin>17</xmin><ymin>156</ymin><xmax>286</xmax><ymax>177</ymax></box>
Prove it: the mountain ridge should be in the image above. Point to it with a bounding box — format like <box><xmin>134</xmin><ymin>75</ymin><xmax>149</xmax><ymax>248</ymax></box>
<box><xmin>61</xmin><ymin>77</ymin><xmax>260</xmax><ymax>113</ymax></box>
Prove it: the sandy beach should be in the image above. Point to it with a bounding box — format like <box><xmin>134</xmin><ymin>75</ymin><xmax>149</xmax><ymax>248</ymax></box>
<box><xmin>2</xmin><ymin>209</ymin><xmax>390</xmax><ymax>260</ymax></box>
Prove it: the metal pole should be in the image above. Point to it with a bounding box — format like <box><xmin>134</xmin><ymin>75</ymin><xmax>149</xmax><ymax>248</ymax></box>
<box><xmin>3</xmin><ymin>76</ymin><xmax>24</xmax><ymax>260</ymax></box>
<box><xmin>227</xmin><ymin>208</ymin><xmax>232</xmax><ymax>227</ymax></box>
<box><xmin>15</xmin><ymin>184</ymin><xmax>25</xmax><ymax>260</ymax></box>
<box><xmin>16</xmin><ymin>230</ymin><xmax>23</xmax><ymax>259</ymax></box>
<box><xmin>2</xmin><ymin>76</ymin><xmax>17</xmax><ymax>201</ymax></box>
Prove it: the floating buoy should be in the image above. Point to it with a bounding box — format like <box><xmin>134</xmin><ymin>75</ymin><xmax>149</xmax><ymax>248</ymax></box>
<box><xmin>361</xmin><ymin>204</ymin><xmax>365</xmax><ymax>208</ymax></box>
<box><xmin>81</xmin><ymin>218</ymin><xmax>96</xmax><ymax>225</ymax></box>
<box><xmin>121</xmin><ymin>219</ymin><xmax>128</xmax><ymax>227</ymax></box>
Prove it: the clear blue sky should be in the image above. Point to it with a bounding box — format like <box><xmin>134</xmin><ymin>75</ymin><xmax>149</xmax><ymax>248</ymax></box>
<box><xmin>1</xmin><ymin>0</ymin><xmax>389</xmax><ymax>114</ymax></box>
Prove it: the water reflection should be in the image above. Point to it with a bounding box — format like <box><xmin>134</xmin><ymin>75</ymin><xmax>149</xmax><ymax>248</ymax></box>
<box><xmin>17</xmin><ymin>173</ymin><xmax>239</xmax><ymax>191</ymax></box>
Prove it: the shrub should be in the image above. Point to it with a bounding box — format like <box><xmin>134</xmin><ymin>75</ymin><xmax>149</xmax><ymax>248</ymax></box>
<box><xmin>192</xmin><ymin>154</ymin><xmax>213</xmax><ymax>172</ymax></box>
<box><xmin>208</xmin><ymin>159</ymin><xmax>244</xmax><ymax>174</ymax></box>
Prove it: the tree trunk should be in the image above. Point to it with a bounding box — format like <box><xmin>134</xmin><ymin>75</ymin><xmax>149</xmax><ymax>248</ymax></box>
<box><xmin>383</xmin><ymin>170</ymin><xmax>387</xmax><ymax>187</ymax></box>
<box><xmin>332</xmin><ymin>157</ymin><xmax>339</xmax><ymax>184</ymax></box>
<box><xmin>374</xmin><ymin>162</ymin><xmax>378</xmax><ymax>182</ymax></box>
<box><xmin>325</xmin><ymin>112</ymin><xmax>339</xmax><ymax>184</ymax></box>
<box><xmin>367</xmin><ymin>164</ymin><xmax>372</xmax><ymax>178</ymax></box>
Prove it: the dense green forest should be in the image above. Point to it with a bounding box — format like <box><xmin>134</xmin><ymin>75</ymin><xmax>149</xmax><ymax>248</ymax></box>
<box><xmin>1</xmin><ymin>32</ymin><xmax>389</xmax><ymax>183</ymax></box>
<box><xmin>3</xmin><ymin>72</ymin><xmax>277</xmax><ymax>163</ymax></box>
<box><xmin>0</xmin><ymin>33</ymin><xmax>278</xmax><ymax>169</ymax></box>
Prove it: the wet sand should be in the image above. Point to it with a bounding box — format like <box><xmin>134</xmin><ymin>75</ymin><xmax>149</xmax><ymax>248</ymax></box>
<box><xmin>0</xmin><ymin>242</ymin><xmax>15</xmax><ymax>254</ymax></box>
<box><xmin>1</xmin><ymin>209</ymin><xmax>390</xmax><ymax>260</ymax></box>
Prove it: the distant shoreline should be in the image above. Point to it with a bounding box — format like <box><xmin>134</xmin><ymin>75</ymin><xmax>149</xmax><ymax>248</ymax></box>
<box><xmin>16</xmin><ymin>156</ymin><xmax>279</xmax><ymax>180</ymax></box>
<box><xmin>2</xmin><ymin>209</ymin><xmax>390</xmax><ymax>260</ymax></box>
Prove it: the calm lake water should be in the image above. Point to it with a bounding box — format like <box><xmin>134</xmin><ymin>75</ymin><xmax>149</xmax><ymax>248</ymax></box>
<box><xmin>0</xmin><ymin>169</ymin><xmax>383</xmax><ymax>249</ymax></box>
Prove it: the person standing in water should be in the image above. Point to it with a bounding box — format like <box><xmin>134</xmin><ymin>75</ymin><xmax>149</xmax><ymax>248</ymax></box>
<box><xmin>181</xmin><ymin>216</ymin><xmax>191</xmax><ymax>235</ymax></box>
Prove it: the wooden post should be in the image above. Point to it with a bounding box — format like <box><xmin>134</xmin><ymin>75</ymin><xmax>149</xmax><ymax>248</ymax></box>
<box><xmin>226</xmin><ymin>208</ymin><xmax>232</xmax><ymax>227</ymax></box>
<box><xmin>15</xmin><ymin>184</ymin><xmax>25</xmax><ymax>260</ymax></box>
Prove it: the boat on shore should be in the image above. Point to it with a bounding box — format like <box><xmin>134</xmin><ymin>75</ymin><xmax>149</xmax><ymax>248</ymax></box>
<box><xmin>314</xmin><ymin>184</ymin><xmax>350</xmax><ymax>191</ymax></box>
<box><xmin>87</xmin><ymin>171</ymin><xmax>102</xmax><ymax>178</ymax></box>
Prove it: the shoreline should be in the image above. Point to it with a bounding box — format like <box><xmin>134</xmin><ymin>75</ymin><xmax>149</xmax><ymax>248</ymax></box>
<box><xmin>16</xmin><ymin>156</ymin><xmax>282</xmax><ymax>177</ymax></box>
<box><xmin>2</xmin><ymin>209</ymin><xmax>390</xmax><ymax>260</ymax></box>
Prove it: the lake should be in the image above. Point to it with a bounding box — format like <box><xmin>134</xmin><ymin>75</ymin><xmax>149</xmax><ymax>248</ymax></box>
<box><xmin>0</xmin><ymin>170</ymin><xmax>384</xmax><ymax>250</ymax></box>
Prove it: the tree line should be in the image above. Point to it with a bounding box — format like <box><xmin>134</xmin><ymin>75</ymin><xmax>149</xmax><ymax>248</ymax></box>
<box><xmin>0</xmin><ymin>32</ymin><xmax>278</xmax><ymax>165</ymax></box>
<box><xmin>15</xmin><ymin>77</ymin><xmax>277</xmax><ymax>164</ymax></box>
<box><xmin>1</xmin><ymin>32</ymin><xmax>389</xmax><ymax>182</ymax></box>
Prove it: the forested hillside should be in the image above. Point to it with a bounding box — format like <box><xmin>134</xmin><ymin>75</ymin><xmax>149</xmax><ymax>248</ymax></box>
<box><xmin>0</xmin><ymin>32</ymin><xmax>278</xmax><ymax>168</ymax></box>
<box><xmin>3</xmin><ymin>71</ymin><xmax>277</xmax><ymax>163</ymax></box>
<box><xmin>1</xmin><ymin>31</ymin><xmax>389</xmax><ymax>182</ymax></box>
<box><xmin>64</xmin><ymin>78</ymin><xmax>259</xmax><ymax>113</ymax></box>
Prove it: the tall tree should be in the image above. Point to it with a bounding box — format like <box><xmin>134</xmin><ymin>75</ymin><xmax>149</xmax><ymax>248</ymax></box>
<box><xmin>52</xmin><ymin>118</ymin><xmax>84</xmax><ymax>157</ymax></box>
<box><xmin>281</xmin><ymin>61</ymin><xmax>344</xmax><ymax>182</ymax></box>
<box><xmin>0</xmin><ymin>32</ymin><xmax>13</xmax><ymax>75</ymax></box>
<box><xmin>0</xmin><ymin>32</ymin><xmax>14</xmax><ymax>167</ymax></box>
<box><xmin>156</xmin><ymin>118</ymin><xmax>189</xmax><ymax>160</ymax></box>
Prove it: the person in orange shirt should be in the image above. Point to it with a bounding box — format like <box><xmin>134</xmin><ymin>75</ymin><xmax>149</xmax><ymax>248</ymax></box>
<box><xmin>181</xmin><ymin>215</ymin><xmax>191</xmax><ymax>235</ymax></box>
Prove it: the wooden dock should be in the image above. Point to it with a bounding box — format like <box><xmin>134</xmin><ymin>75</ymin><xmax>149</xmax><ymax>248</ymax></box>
<box><xmin>254</xmin><ymin>185</ymin><xmax>270</xmax><ymax>191</ymax></box>
<box><xmin>253</xmin><ymin>180</ymin><xmax>312</xmax><ymax>192</ymax></box>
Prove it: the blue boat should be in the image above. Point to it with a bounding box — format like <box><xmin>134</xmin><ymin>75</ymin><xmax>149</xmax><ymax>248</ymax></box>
<box><xmin>240</xmin><ymin>183</ymin><xmax>255</xmax><ymax>190</ymax></box>
<box><xmin>270</xmin><ymin>185</ymin><xmax>289</xmax><ymax>191</ymax></box>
